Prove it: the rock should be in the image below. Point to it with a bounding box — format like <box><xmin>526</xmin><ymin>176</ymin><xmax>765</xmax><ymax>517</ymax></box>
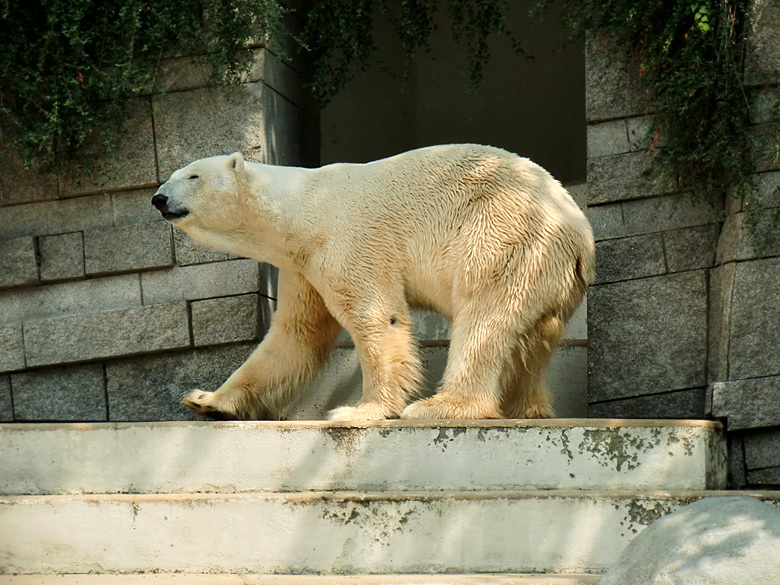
<box><xmin>599</xmin><ymin>496</ymin><xmax>780</xmax><ymax>585</ymax></box>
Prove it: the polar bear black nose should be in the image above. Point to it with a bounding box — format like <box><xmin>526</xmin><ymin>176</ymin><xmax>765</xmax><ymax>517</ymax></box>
<box><xmin>151</xmin><ymin>193</ymin><xmax>168</xmax><ymax>210</ymax></box>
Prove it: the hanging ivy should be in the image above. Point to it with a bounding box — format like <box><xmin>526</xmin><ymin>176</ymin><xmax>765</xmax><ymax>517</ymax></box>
<box><xmin>538</xmin><ymin>0</ymin><xmax>765</xmax><ymax>198</ymax></box>
<box><xmin>0</xmin><ymin>0</ymin><xmax>289</xmax><ymax>172</ymax></box>
<box><xmin>0</xmin><ymin>0</ymin><xmax>518</xmax><ymax>171</ymax></box>
<box><xmin>0</xmin><ymin>0</ymin><xmax>776</xmax><ymax>215</ymax></box>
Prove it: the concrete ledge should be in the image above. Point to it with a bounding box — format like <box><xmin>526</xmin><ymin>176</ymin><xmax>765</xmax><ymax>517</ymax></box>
<box><xmin>0</xmin><ymin>574</ymin><xmax>602</xmax><ymax>585</ymax></box>
<box><xmin>1</xmin><ymin>490</ymin><xmax>777</xmax><ymax>575</ymax></box>
<box><xmin>0</xmin><ymin>418</ymin><xmax>727</xmax><ymax>430</ymax></box>
<box><xmin>0</xmin><ymin>420</ymin><xmax>727</xmax><ymax>495</ymax></box>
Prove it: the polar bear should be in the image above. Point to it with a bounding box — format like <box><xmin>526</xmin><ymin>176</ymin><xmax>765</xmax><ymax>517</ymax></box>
<box><xmin>152</xmin><ymin>144</ymin><xmax>594</xmax><ymax>421</ymax></box>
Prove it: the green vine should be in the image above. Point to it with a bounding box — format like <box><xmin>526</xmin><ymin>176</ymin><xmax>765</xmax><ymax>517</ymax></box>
<box><xmin>1</xmin><ymin>0</ymin><xmax>777</xmax><ymax>232</ymax></box>
<box><xmin>0</xmin><ymin>0</ymin><xmax>289</xmax><ymax>172</ymax></box>
<box><xmin>541</xmin><ymin>0</ymin><xmax>762</xmax><ymax>197</ymax></box>
<box><xmin>0</xmin><ymin>0</ymin><xmax>519</xmax><ymax>172</ymax></box>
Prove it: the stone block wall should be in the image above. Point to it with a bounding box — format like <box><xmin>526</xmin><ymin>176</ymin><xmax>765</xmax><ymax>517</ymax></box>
<box><xmin>586</xmin><ymin>0</ymin><xmax>780</xmax><ymax>487</ymax></box>
<box><xmin>585</xmin><ymin>39</ymin><xmax>720</xmax><ymax>420</ymax></box>
<box><xmin>0</xmin><ymin>48</ymin><xmax>313</xmax><ymax>422</ymax></box>
<box><xmin>708</xmin><ymin>0</ymin><xmax>780</xmax><ymax>487</ymax></box>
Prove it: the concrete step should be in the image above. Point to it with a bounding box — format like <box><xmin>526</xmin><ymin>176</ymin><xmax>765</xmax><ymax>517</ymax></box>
<box><xmin>2</xmin><ymin>490</ymin><xmax>779</xmax><ymax>575</ymax></box>
<box><xmin>0</xmin><ymin>574</ymin><xmax>601</xmax><ymax>585</ymax></box>
<box><xmin>0</xmin><ymin>420</ymin><xmax>726</xmax><ymax>495</ymax></box>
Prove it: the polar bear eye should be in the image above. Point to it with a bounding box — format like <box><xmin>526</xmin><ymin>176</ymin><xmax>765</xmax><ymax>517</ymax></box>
<box><xmin>188</xmin><ymin>174</ymin><xmax>199</xmax><ymax>180</ymax></box>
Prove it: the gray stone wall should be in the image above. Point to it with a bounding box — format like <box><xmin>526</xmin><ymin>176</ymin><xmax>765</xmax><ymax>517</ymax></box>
<box><xmin>708</xmin><ymin>1</ymin><xmax>780</xmax><ymax>487</ymax></box>
<box><xmin>585</xmin><ymin>38</ymin><xmax>719</xmax><ymax>420</ymax></box>
<box><xmin>0</xmin><ymin>48</ymin><xmax>313</xmax><ymax>422</ymax></box>
<box><xmin>586</xmin><ymin>0</ymin><xmax>780</xmax><ymax>487</ymax></box>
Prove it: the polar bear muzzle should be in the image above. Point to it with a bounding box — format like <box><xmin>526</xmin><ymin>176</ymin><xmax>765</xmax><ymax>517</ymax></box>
<box><xmin>151</xmin><ymin>192</ymin><xmax>189</xmax><ymax>221</ymax></box>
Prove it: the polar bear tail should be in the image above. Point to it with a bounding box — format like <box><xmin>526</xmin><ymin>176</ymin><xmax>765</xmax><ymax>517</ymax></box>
<box><xmin>575</xmin><ymin>234</ymin><xmax>597</xmax><ymax>289</ymax></box>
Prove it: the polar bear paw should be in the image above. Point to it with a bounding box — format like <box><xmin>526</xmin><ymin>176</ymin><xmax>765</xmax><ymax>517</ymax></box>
<box><xmin>328</xmin><ymin>403</ymin><xmax>393</xmax><ymax>421</ymax></box>
<box><xmin>181</xmin><ymin>389</ymin><xmax>236</xmax><ymax>420</ymax></box>
<box><xmin>504</xmin><ymin>402</ymin><xmax>555</xmax><ymax>419</ymax></box>
<box><xmin>401</xmin><ymin>395</ymin><xmax>502</xmax><ymax>420</ymax></box>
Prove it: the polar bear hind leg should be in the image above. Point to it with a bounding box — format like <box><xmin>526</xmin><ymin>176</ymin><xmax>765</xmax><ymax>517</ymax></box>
<box><xmin>401</xmin><ymin>292</ymin><xmax>561</xmax><ymax>420</ymax></box>
<box><xmin>401</xmin><ymin>228</ymin><xmax>585</xmax><ymax>420</ymax></box>
<box><xmin>499</xmin><ymin>314</ymin><xmax>565</xmax><ymax>419</ymax></box>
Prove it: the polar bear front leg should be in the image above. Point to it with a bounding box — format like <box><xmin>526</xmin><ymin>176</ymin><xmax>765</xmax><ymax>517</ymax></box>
<box><xmin>182</xmin><ymin>269</ymin><xmax>341</xmax><ymax>420</ymax></box>
<box><xmin>327</xmin><ymin>304</ymin><xmax>422</xmax><ymax>421</ymax></box>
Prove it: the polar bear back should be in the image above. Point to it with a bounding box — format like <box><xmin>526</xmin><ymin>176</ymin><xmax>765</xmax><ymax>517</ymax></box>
<box><xmin>300</xmin><ymin>144</ymin><xmax>588</xmax><ymax>252</ymax></box>
<box><xmin>280</xmin><ymin>144</ymin><xmax>594</xmax><ymax>317</ymax></box>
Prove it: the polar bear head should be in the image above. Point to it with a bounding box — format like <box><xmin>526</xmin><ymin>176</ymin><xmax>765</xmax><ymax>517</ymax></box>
<box><xmin>151</xmin><ymin>152</ymin><xmax>247</xmax><ymax>229</ymax></box>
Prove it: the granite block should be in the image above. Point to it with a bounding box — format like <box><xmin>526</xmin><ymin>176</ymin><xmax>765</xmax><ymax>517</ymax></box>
<box><xmin>0</xmin><ymin>274</ymin><xmax>141</xmax><ymax>325</ymax></box>
<box><xmin>588</xmin><ymin>388</ymin><xmax>707</xmax><ymax>419</ymax></box>
<box><xmin>105</xmin><ymin>343</ymin><xmax>255</xmax><ymax>421</ymax></box>
<box><xmin>586</xmin><ymin>35</ymin><xmax>653</xmax><ymax>122</ymax></box>
<box><xmin>112</xmin><ymin>188</ymin><xmax>165</xmax><ymax>226</ymax></box>
<box><xmin>141</xmin><ymin>259</ymin><xmax>260</xmax><ymax>305</ymax></box>
<box><xmin>711</xmin><ymin>376</ymin><xmax>780</xmax><ymax>430</ymax></box>
<box><xmin>84</xmin><ymin>221</ymin><xmax>173</xmax><ymax>275</ymax></box>
<box><xmin>594</xmin><ymin>233</ymin><xmax>666</xmax><ymax>285</ymax></box>
<box><xmin>0</xmin><ymin>237</ymin><xmax>38</xmax><ymax>289</ymax></box>
<box><xmin>708</xmin><ymin>263</ymin><xmax>736</xmax><ymax>384</ymax></box>
<box><xmin>0</xmin><ymin>148</ymin><xmax>58</xmax><ymax>207</ymax></box>
<box><xmin>0</xmin><ymin>194</ymin><xmax>113</xmax><ymax>240</ymax></box>
<box><xmin>24</xmin><ymin>302</ymin><xmax>190</xmax><ymax>367</ymax></box>
<box><xmin>622</xmin><ymin>191</ymin><xmax>723</xmax><ymax>237</ymax></box>
<box><xmin>153</xmin><ymin>82</ymin><xmax>269</xmax><ymax>179</ymax></box>
<box><xmin>11</xmin><ymin>364</ymin><xmax>106</xmax><ymax>421</ymax></box>
<box><xmin>0</xmin><ymin>323</ymin><xmax>25</xmax><ymax>373</ymax></box>
<box><xmin>663</xmin><ymin>224</ymin><xmax>719</xmax><ymax>272</ymax></box>
<box><xmin>38</xmin><ymin>232</ymin><xmax>85</xmax><ymax>282</ymax></box>
<box><xmin>0</xmin><ymin>375</ymin><xmax>11</xmax><ymax>421</ymax></box>
<box><xmin>746</xmin><ymin>466</ymin><xmax>780</xmax><ymax>485</ymax></box>
<box><xmin>586</xmin><ymin>203</ymin><xmax>625</xmax><ymax>241</ymax></box>
<box><xmin>587</xmin><ymin>120</ymin><xmax>629</xmax><ymax>158</ymax></box>
<box><xmin>729</xmin><ymin>257</ymin><xmax>780</xmax><ymax>379</ymax></box>
<box><xmin>744</xmin><ymin>0</ymin><xmax>780</xmax><ymax>86</ymax></box>
<box><xmin>749</xmin><ymin>122</ymin><xmax>780</xmax><ymax>172</ymax></box>
<box><xmin>60</xmin><ymin>98</ymin><xmax>157</xmax><ymax>196</ymax></box>
<box><xmin>728</xmin><ymin>435</ymin><xmax>747</xmax><ymax>489</ymax></box>
<box><xmin>588</xmin><ymin>151</ymin><xmax>677</xmax><ymax>205</ymax></box>
<box><xmin>191</xmin><ymin>294</ymin><xmax>260</xmax><ymax>347</ymax></box>
<box><xmin>744</xmin><ymin>428</ymin><xmax>780</xmax><ymax>469</ymax></box>
<box><xmin>717</xmin><ymin>211</ymin><xmax>780</xmax><ymax>263</ymax></box>
<box><xmin>588</xmin><ymin>271</ymin><xmax>708</xmax><ymax>401</ymax></box>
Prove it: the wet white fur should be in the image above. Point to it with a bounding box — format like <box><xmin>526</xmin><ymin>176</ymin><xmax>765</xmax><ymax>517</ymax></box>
<box><xmin>161</xmin><ymin>144</ymin><xmax>595</xmax><ymax>420</ymax></box>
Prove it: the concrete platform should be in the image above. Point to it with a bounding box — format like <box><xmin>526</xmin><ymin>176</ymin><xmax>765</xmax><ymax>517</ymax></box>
<box><xmin>0</xmin><ymin>419</ymin><xmax>726</xmax><ymax>495</ymax></box>
<box><xmin>3</xmin><ymin>490</ymin><xmax>778</xmax><ymax>575</ymax></box>
<box><xmin>0</xmin><ymin>574</ymin><xmax>601</xmax><ymax>585</ymax></box>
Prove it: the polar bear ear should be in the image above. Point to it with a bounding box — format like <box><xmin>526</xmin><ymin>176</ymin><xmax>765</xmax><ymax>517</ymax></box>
<box><xmin>228</xmin><ymin>152</ymin><xmax>245</xmax><ymax>175</ymax></box>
